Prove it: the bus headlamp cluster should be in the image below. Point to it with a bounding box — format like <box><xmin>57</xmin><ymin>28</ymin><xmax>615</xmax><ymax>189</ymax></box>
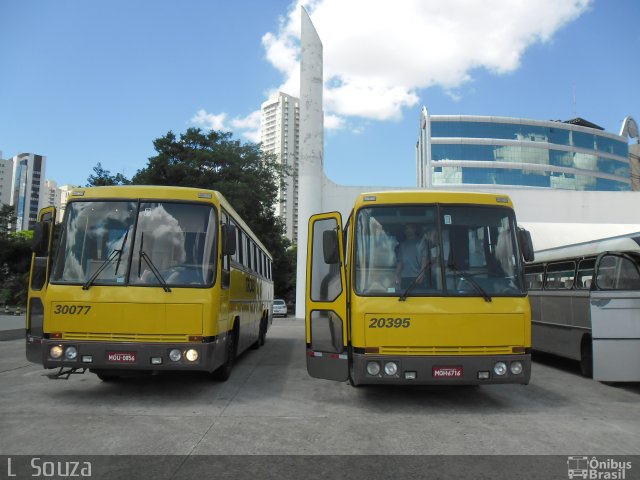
<box><xmin>366</xmin><ymin>361</ymin><xmax>399</xmax><ymax>377</ymax></box>
<box><xmin>49</xmin><ymin>345</ymin><xmax>78</xmax><ymax>361</ymax></box>
<box><xmin>492</xmin><ymin>361</ymin><xmax>524</xmax><ymax>376</ymax></box>
<box><xmin>168</xmin><ymin>348</ymin><xmax>199</xmax><ymax>363</ymax></box>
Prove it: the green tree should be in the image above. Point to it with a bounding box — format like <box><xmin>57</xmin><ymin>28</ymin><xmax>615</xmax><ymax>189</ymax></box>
<box><xmin>0</xmin><ymin>204</ymin><xmax>31</xmax><ymax>306</ymax></box>
<box><xmin>131</xmin><ymin>128</ymin><xmax>295</xmax><ymax>300</ymax></box>
<box><xmin>87</xmin><ymin>162</ymin><xmax>131</xmax><ymax>186</ymax></box>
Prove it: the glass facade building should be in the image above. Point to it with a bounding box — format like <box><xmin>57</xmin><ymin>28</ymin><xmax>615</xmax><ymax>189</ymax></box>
<box><xmin>417</xmin><ymin>108</ymin><xmax>632</xmax><ymax>191</ymax></box>
<box><xmin>9</xmin><ymin>153</ymin><xmax>46</xmax><ymax>231</ymax></box>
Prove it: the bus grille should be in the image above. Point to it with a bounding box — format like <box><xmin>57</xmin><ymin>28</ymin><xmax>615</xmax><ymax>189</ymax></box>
<box><xmin>379</xmin><ymin>346</ymin><xmax>514</xmax><ymax>355</ymax></box>
<box><xmin>61</xmin><ymin>332</ymin><xmax>191</xmax><ymax>342</ymax></box>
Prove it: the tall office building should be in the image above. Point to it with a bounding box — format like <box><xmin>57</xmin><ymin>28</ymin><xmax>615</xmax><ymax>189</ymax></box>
<box><xmin>417</xmin><ymin>108</ymin><xmax>633</xmax><ymax>191</ymax></box>
<box><xmin>10</xmin><ymin>153</ymin><xmax>46</xmax><ymax>231</ymax></box>
<box><xmin>260</xmin><ymin>92</ymin><xmax>300</xmax><ymax>241</ymax></box>
<box><xmin>0</xmin><ymin>152</ymin><xmax>12</xmax><ymax>206</ymax></box>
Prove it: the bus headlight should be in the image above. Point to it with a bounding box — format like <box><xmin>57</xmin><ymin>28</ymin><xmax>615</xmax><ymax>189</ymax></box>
<box><xmin>493</xmin><ymin>362</ymin><xmax>507</xmax><ymax>376</ymax></box>
<box><xmin>185</xmin><ymin>349</ymin><xmax>199</xmax><ymax>362</ymax></box>
<box><xmin>64</xmin><ymin>346</ymin><xmax>78</xmax><ymax>360</ymax></box>
<box><xmin>50</xmin><ymin>345</ymin><xmax>63</xmax><ymax>359</ymax></box>
<box><xmin>384</xmin><ymin>362</ymin><xmax>398</xmax><ymax>376</ymax></box>
<box><xmin>366</xmin><ymin>361</ymin><xmax>381</xmax><ymax>376</ymax></box>
<box><xmin>510</xmin><ymin>361</ymin><xmax>523</xmax><ymax>375</ymax></box>
<box><xmin>169</xmin><ymin>349</ymin><xmax>182</xmax><ymax>362</ymax></box>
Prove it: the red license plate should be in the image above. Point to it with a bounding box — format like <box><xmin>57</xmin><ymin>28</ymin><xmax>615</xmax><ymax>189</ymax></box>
<box><xmin>106</xmin><ymin>351</ymin><xmax>137</xmax><ymax>363</ymax></box>
<box><xmin>432</xmin><ymin>366</ymin><xmax>463</xmax><ymax>378</ymax></box>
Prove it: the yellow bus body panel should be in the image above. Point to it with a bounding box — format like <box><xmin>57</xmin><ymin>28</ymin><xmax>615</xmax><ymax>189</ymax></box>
<box><xmin>351</xmin><ymin>294</ymin><xmax>530</xmax><ymax>354</ymax></box>
<box><xmin>45</xmin><ymin>281</ymin><xmax>216</xmax><ymax>341</ymax></box>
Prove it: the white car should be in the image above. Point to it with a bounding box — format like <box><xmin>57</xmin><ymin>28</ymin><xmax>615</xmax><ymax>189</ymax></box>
<box><xmin>273</xmin><ymin>299</ymin><xmax>288</xmax><ymax>317</ymax></box>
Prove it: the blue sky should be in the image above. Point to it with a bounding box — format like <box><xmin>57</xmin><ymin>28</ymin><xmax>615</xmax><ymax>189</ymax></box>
<box><xmin>1</xmin><ymin>0</ymin><xmax>639</xmax><ymax>189</ymax></box>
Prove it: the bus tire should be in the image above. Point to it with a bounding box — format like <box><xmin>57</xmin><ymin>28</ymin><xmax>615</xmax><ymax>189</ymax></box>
<box><xmin>214</xmin><ymin>326</ymin><xmax>237</xmax><ymax>381</ymax></box>
<box><xmin>348</xmin><ymin>363</ymin><xmax>360</xmax><ymax>388</ymax></box>
<box><xmin>95</xmin><ymin>371</ymin><xmax>120</xmax><ymax>382</ymax></box>
<box><xmin>580</xmin><ymin>336</ymin><xmax>593</xmax><ymax>378</ymax></box>
<box><xmin>251</xmin><ymin>315</ymin><xmax>268</xmax><ymax>350</ymax></box>
<box><xmin>258</xmin><ymin>315</ymin><xmax>267</xmax><ymax>346</ymax></box>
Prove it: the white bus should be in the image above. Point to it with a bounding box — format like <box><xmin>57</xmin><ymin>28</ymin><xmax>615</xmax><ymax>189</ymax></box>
<box><xmin>525</xmin><ymin>232</ymin><xmax>640</xmax><ymax>381</ymax></box>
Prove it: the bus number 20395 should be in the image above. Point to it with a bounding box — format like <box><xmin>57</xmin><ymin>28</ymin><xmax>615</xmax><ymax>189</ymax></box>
<box><xmin>368</xmin><ymin>318</ymin><xmax>411</xmax><ymax>328</ymax></box>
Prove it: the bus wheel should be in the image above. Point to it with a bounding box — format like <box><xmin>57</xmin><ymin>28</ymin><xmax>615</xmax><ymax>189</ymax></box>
<box><xmin>95</xmin><ymin>371</ymin><xmax>120</xmax><ymax>382</ymax></box>
<box><xmin>580</xmin><ymin>337</ymin><xmax>593</xmax><ymax>378</ymax></box>
<box><xmin>258</xmin><ymin>316</ymin><xmax>267</xmax><ymax>346</ymax></box>
<box><xmin>348</xmin><ymin>364</ymin><xmax>360</xmax><ymax>388</ymax></box>
<box><xmin>213</xmin><ymin>328</ymin><xmax>237</xmax><ymax>381</ymax></box>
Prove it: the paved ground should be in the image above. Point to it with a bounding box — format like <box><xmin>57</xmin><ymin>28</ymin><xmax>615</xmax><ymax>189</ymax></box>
<box><xmin>1</xmin><ymin>316</ymin><xmax>638</xmax><ymax>458</ymax></box>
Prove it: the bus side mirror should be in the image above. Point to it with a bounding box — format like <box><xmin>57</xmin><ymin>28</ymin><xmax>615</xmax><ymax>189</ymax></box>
<box><xmin>32</xmin><ymin>222</ymin><xmax>50</xmax><ymax>257</ymax></box>
<box><xmin>323</xmin><ymin>230</ymin><xmax>339</xmax><ymax>264</ymax></box>
<box><xmin>221</xmin><ymin>224</ymin><xmax>237</xmax><ymax>256</ymax></box>
<box><xmin>518</xmin><ymin>228</ymin><xmax>535</xmax><ymax>263</ymax></box>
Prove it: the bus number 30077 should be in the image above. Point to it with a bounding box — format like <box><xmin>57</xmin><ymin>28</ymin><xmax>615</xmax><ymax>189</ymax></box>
<box><xmin>53</xmin><ymin>305</ymin><xmax>92</xmax><ymax>315</ymax></box>
<box><xmin>368</xmin><ymin>318</ymin><xmax>411</xmax><ymax>328</ymax></box>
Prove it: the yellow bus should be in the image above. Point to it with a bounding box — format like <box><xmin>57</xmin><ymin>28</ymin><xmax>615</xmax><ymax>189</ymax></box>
<box><xmin>26</xmin><ymin>185</ymin><xmax>273</xmax><ymax>381</ymax></box>
<box><xmin>306</xmin><ymin>191</ymin><xmax>534</xmax><ymax>386</ymax></box>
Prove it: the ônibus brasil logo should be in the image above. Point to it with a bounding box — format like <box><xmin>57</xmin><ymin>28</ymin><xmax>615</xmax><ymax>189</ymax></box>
<box><xmin>567</xmin><ymin>456</ymin><xmax>632</xmax><ymax>479</ymax></box>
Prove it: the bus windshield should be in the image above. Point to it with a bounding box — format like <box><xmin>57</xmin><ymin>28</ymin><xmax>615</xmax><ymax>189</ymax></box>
<box><xmin>354</xmin><ymin>205</ymin><xmax>524</xmax><ymax>297</ymax></box>
<box><xmin>51</xmin><ymin>201</ymin><xmax>218</xmax><ymax>287</ymax></box>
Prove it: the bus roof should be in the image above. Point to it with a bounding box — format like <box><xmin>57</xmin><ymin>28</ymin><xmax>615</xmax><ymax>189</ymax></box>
<box><xmin>67</xmin><ymin>185</ymin><xmax>272</xmax><ymax>258</ymax></box>
<box><xmin>533</xmin><ymin>231</ymin><xmax>640</xmax><ymax>263</ymax></box>
<box><xmin>353</xmin><ymin>190</ymin><xmax>515</xmax><ymax>209</ymax></box>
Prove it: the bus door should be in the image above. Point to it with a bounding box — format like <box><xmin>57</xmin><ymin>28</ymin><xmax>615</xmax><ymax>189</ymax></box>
<box><xmin>26</xmin><ymin>206</ymin><xmax>56</xmax><ymax>363</ymax></box>
<box><xmin>306</xmin><ymin>212</ymin><xmax>349</xmax><ymax>381</ymax></box>
<box><xmin>590</xmin><ymin>252</ymin><xmax>640</xmax><ymax>382</ymax></box>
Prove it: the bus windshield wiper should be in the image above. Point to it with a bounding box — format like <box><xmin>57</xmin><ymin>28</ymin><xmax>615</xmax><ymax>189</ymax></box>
<box><xmin>448</xmin><ymin>264</ymin><xmax>492</xmax><ymax>302</ymax></box>
<box><xmin>139</xmin><ymin>250</ymin><xmax>171</xmax><ymax>292</ymax></box>
<box><xmin>399</xmin><ymin>262</ymin><xmax>431</xmax><ymax>302</ymax></box>
<box><xmin>137</xmin><ymin>233</ymin><xmax>171</xmax><ymax>292</ymax></box>
<box><xmin>82</xmin><ymin>229</ymin><xmax>130</xmax><ymax>290</ymax></box>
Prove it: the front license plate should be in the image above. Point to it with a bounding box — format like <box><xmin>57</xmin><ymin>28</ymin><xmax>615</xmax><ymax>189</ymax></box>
<box><xmin>432</xmin><ymin>366</ymin><xmax>463</xmax><ymax>378</ymax></box>
<box><xmin>106</xmin><ymin>351</ymin><xmax>137</xmax><ymax>363</ymax></box>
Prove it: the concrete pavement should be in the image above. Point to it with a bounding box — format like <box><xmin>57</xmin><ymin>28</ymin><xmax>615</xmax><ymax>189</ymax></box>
<box><xmin>0</xmin><ymin>313</ymin><xmax>24</xmax><ymax>341</ymax></box>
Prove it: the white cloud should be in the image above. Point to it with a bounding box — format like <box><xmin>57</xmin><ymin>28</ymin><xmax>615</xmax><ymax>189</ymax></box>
<box><xmin>231</xmin><ymin>110</ymin><xmax>262</xmax><ymax>142</ymax></box>
<box><xmin>263</xmin><ymin>0</ymin><xmax>591</xmax><ymax>123</ymax></box>
<box><xmin>324</xmin><ymin>113</ymin><xmax>345</xmax><ymax>130</ymax></box>
<box><xmin>190</xmin><ymin>109</ymin><xmax>262</xmax><ymax>142</ymax></box>
<box><xmin>191</xmin><ymin>109</ymin><xmax>227</xmax><ymax>131</ymax></box>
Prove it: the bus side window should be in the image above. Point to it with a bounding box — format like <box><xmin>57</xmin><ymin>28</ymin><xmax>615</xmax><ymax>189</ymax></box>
<box><xmin>576</xmin><ymin>258</ymin><xmax>595</xmax><ymax>290</ymax></box>
<box><xmin>221</xmin><ymin>212</ymin><xmax>230</xmax><ymax>289</ymax></box>
<box><xmin>524</xmin><ymin>264</ymin><xmax>544</xmax><ymax>290</ymax></box>
<box><xmin>545</xmin><ymin>261</ymin><xmax>576</xmax><ymax>290</ymax></box>
<box><xmin>599</xmin><ymin>254</ymin><xmax>640</xmax><ymax>290</ymax></box>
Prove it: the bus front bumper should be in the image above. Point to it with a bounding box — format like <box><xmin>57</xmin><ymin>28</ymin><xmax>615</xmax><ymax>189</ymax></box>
<box><xmin>351</xmin><ymin>353</ymin><xmax>531</xmax><ymax>386</ymax></box>
<box><xmin>29</xmin><ymin>336</ymin><xmax>228</xmax><ymax>373</ymax></box>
